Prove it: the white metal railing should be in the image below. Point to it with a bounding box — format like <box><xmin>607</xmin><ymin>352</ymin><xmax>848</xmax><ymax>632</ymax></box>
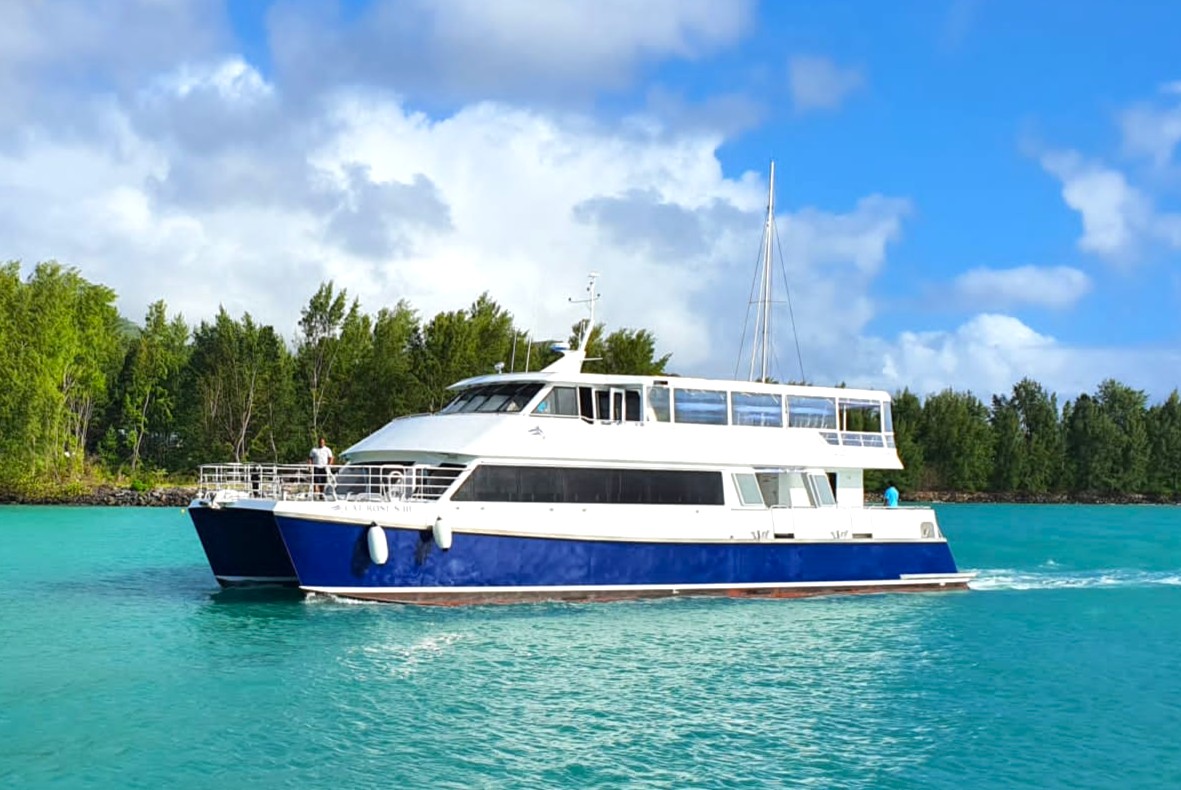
<box><xmin>196</xmin><ymin>463</ymin><xmax>466</xmax><ymax>503</ymax></box>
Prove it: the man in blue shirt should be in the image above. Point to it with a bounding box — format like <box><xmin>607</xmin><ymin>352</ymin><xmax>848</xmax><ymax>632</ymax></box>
<box><xmin>884</xmin><ymin>482</ymin><xmax>900</xmax><ymax>508</ymax></box>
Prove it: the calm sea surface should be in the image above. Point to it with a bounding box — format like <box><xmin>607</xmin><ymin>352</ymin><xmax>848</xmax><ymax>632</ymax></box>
<box><xmin>1</xmin><ymin>504</ymin><xmax>1179</xmax><ymax>789</ymax></box>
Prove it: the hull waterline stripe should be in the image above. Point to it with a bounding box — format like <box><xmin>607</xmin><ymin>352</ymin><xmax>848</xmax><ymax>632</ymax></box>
<box><xmin>304</xmin><ymin>573</ymin><xmax>976</xmax><ymax>596</ymax></box>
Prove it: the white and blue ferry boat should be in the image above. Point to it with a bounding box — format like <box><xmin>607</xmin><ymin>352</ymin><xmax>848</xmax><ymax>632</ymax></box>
<box><xmin>189</xmin><ymin>289</ymin><xmax>971</xmax><ymax>602</ymax></box>
<box><xmin>189</xmin><ymin>168</ymin><xmax>972</xmax><ymax>603</ymax></box>
<box><xmin>190</xmin><ymin>340</ymin><xmax>970</xmax><ymax>601</ymax></box>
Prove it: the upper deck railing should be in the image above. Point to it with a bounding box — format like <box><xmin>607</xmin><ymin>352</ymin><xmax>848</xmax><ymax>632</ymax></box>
<box><xmin>196</xmin><ymin>463</ymin><xmax>465</xmax><ymax>503</ymax></box>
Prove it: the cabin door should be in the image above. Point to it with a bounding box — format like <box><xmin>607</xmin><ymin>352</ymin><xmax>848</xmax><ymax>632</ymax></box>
<box><xmin>609</xmin><ymin>388</ymin><xmax>626</xmax><ymax>422</ymax></box>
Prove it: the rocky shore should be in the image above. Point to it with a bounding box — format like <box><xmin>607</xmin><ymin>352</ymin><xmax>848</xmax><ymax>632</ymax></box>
<box><xmin>906</xmin><ymin>490</ymin><xmax>1181</xmax><ymax>505</ymax></box>
<box><xmin>0</xmin><ymin>486</ymin><xmax>197</xmax><ymax>507</ymax></box>
<box><xmin>1</xmin><ymin>486</ymin><xmax>1178</xmax><ymax>507</ymax></box>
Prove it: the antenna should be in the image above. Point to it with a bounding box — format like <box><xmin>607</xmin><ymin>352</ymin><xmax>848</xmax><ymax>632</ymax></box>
<box><xmin>568</xmin><ymin>272</ymin><xmax>600</xmax><ymax>350</ymax></box>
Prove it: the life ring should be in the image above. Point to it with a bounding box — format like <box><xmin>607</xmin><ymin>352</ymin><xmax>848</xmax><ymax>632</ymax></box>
<box><xmin>383</xmin><ymin>469</ymin><xmax>405</xmax><ymax>501</ymax></box>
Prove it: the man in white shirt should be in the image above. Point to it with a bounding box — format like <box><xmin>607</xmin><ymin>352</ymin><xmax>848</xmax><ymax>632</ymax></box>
<box><xmin>308</xmin><ymin>437</ymin><xmax>334</xmax><ymax>496</ymax></box>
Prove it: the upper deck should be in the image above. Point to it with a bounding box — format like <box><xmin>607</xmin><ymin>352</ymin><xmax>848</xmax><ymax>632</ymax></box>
<box><xmin>343</xmin><ymin>368</ymin><xmax>901</xmax><ymax>471</ymax></box>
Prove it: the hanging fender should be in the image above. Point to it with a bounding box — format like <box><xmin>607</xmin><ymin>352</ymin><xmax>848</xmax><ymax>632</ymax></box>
<box><xmin>432</xmin><ymin>516</ymin><xmax>452</xmax><ymax>551</ymax></box>
<box><xmin>367</xmin><ymin>524</ymin><xmax>389</xmax><ymax>565</ymax></box>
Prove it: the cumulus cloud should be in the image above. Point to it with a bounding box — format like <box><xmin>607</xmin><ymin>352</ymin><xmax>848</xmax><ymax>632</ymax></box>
<box><xmin>1120</xmin><ymin>81</ymin><xmax>1181</xmax><ymax>168</ymax></box>
<box><xmin>952</xmin><ymin>265</ymin><xmax>1091</xmax><ymax>310</ymax></box>
<box><xmin>269</xmin><ymin>0</ymin><xmax>754</xmax><ymax>104</ymax></box>
<box><xmin>873</xmin><ymin>314</ymin><xmax>1180</xmax><ymax>400</ymax></box>
<box><xmin>2</xmin><ymin>2</ymin><xmax>1174</xmax><ymax>404</ymax></box>
<box><xmin>787</xmin><ymin>55</ymin><xmax>864</xmax><ymax>114</ymax></box>
<box><xmin>1040</xmin><ymin>150</ymin><xmax>1181</xmax><ymax>262</ymax></box>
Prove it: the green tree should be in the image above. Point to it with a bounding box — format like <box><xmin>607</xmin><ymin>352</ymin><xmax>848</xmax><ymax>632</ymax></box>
<box><xmin>989</xmin><ymin>394</ymin><xmax>1024</xmax><ymax>492</ymax></box>
<box><xmin>1011</xmin><ymin>378</ymin><xmax>1064</xmax><ymax>492</ymax></box>
<box><xmin>358</xmin><ymin>301</ymin><xmax>424</xmax><ymax>426</ymax></box>
<box><xmin>412</xmin><ymin>294</ymin><xmax>518</xmax><ymax>411</ymax></box>
<box><xmin>112</xmin><ymin>301</ymin><xmax>190</xmax><ymax>474</ymax></box>
<box><xmin>1064</xmin><ymin>394</ymin><xmax>1121</xmax><ymax>493</ymax></box>
<box><xmin>0</xmin><ymin>262</ymin><xmax>122</xmax><ymax>489</ymax></box>
<box><xmin>582</xmin><ymin>325</ymin><xmax>672</xmax><ymax>375</ymax></box>
<box><xmin>188</xmin><ymin>308</ymin><xmax>294</xmax><ymax>463</ymax></box>
<box><xmin>295</xmin><ymin>282</ymin><xmax>350</xmax><ymax>443</ymax></box>
<box><xmin>1146</xmin><ymin>390</ymin><xmax>1181</xmax><ymax>495</ymax></box>
<box><xmin>919</xmin><ymin>389</ymin><xmax>993</xmax><ymax>492</ymax></box>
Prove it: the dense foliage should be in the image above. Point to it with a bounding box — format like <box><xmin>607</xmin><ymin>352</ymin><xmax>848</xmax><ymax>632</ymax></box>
<box><xmin>2</xmin><ymin>262</ymin><xmax>1179</xmax><ymax>499</ymax></box>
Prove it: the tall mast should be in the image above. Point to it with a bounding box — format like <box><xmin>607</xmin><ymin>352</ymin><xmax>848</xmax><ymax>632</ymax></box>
<box><xmin>748</xmin><ymin>161</ymin><xmax>776</xmax><ymax>383</ymax></box>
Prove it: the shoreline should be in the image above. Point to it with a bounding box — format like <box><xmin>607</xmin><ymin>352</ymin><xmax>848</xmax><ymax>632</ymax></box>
<box><xmin>1</xmin><ymin>487</ymin><xmax>1179</xmax><ymax>507</ymax></box>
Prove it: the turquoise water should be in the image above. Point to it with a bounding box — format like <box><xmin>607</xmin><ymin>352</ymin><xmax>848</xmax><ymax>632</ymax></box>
<box><xmin>1</xmin><ymin>505</ymin><xmax>1179</xmax><ymax>789</ymax></box>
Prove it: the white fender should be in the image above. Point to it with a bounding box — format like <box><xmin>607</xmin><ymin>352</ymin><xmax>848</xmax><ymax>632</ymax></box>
<box><xmin>432</xmin><ymin>516</ymin><xmax>452</xmax><ymax>551</ymax></box>
<box><xmin>367</xmin><ymin>525</ymin><xmax>389</xmax><ymax>565</ymax></box>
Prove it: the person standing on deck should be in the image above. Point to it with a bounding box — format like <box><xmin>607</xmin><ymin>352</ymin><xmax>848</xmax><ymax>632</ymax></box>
<box><xmin>309</xmin><ymin>437</ymin><xmax>334</xmax><ymax>496</ymax></box>
<box><xmin>883</xmin><ymin>482</ymin><xmax>900</xmax><ymax>508</ymax></box>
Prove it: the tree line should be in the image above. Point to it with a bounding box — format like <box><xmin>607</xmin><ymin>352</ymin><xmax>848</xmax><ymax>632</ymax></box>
<box><xmin>1</xmin><ymin>261</ymin><xmax>1178</xmax><ymax>498</ymax></box>
<box><xmin>0</xmin><ymin>262</ymin><xmax>668</xmax><ymax>495</ymax></box>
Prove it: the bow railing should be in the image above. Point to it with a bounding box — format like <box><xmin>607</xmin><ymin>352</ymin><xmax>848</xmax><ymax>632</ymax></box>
<box><xmin>197</xmin><ymin>463</ymin><xmax>466</xmax><ymax>503</ymax></box>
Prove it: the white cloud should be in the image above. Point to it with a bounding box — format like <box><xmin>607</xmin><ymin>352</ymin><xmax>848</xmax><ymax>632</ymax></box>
<box><xmin>952</xmin><ymin>265</ymin><xmax>1091</xmax><ymax>309</ymax></box>
<box><xmin>787</xmin><ymin>55</ymin><xmax>864</xmax><ymax>114</ymax></box>
<box><xmin>155</xmin><ymin>57</ymin><xmax>274</xmax><ymax>104</ymax></box>
<box><xmin>1120</xmin><ymin>82</ymin><xmax>1181</xmax><ymax>168</ymax></box>
<box><xmin>2</xmin><ymin>3</ymin><xmax>1175</xmax><ymax>406</ymax></box>
<box><xmin>270</xmin><ymin>0</ymin><xmax>754</xmax><ymax>102</ymax></box>
<box><xmin>873</xmin><ymin>314</ymin><xmax>1179</xmax><ymax>400</ymax></box>
<box><xmin>1039</xmin><ymin>150</ymin><xmax>1181</xmax><ymax>262</ymax></box>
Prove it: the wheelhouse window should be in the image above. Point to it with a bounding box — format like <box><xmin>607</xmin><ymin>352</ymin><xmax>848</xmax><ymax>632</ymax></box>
<box><xmin>673</xmin><ymin>389</ymin><xmax>728</xmax><ymax>425</ymax></box>
<box><xmin>733</xmin><ymin>473</ymin><xmax>765</xmax><ymax>507</ymax></box>
<box><xmin>647</xmin><ymin>386</ymin><xmax>671</xmax><ymax>422</ymax></box>
<box><xmin>804</xmin><ymin>473</ymin><xmax>836</xmax><ymax>507</ymax></box>
<box><xmin>451</xmin><ymin>465</ymin><xmax>725</xmax><ymax>505</ymax></box>
<box><xmin>786</xmin><ymin>396</ymin><xmax>837</xmax><ymax>429</ymax></box>
<box><xmin>442</xmin><ymin>383</ymin><xmax>543</xmax><ymax>414</ymax></box>
<box><xmin>731</xmin><ymin>392</ymin><xmax>783</xmax><ymax>427</ymax></box>
<box><xmin>533</xmin><ymin>386</ymin><xmax>579</xmax><ymax>417</ymax></box>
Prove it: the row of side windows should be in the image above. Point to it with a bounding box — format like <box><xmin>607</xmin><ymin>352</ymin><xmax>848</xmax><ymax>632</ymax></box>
<box><xmin>451</xmin><ymin>465</ymin><xmax>725</xmax><ymax>505</ymax></box>
<box><xmin>648</xmin><ymin>387</ymin><xmax>888</xmax><ymax>432</ymax></box>
<box><xmin>525</xmin><ymin>383</ymin><xmax>889</xmax><ymax>432</ymax></box>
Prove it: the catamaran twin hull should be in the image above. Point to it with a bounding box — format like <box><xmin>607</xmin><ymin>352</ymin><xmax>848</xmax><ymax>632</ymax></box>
<box><xmin>190</xmin><ymin>500</ymin><xmax>970</xmax><ymax>603</ymax></box>
<box><xmin>189</xmin><ymin>500</ymin><xmax>297</xmax><ymax>586</ymax></box>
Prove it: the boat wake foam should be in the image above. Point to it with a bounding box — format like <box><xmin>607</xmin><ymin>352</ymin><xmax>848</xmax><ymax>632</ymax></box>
<box><xmin>968</xmin><ymin>567</ymin><xmax>1181</xmax><ymax>591</ymax></box>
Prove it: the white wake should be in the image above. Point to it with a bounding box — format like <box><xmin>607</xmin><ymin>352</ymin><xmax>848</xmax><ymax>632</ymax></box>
<box><xmin>968</xmin><ymin>567</ymin><xmax>1181</xmax><ymax>591</ymax></box>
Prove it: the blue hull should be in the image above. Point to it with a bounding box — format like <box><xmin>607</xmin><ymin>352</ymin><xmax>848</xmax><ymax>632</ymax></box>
<box><xmin>274</xmin><ymin>515</ymin><xmax>964</xmax><ymax>603</ymax></box>
<box><xmin>189</xmin><ymin>504</ymin><xmax>297</xmax><ymax>586</ymax></box>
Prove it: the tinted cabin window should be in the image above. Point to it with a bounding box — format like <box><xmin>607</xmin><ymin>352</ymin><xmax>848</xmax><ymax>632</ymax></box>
<box><xmin>578</xmin><ymin>387</ymin><xmax>594</xmax><ymax>423</ymax></box>
<box><xmin>534</xmin><ymin>386</ymin><xmax>579</xmax><ymax>416</ymax></box>
<box><xmin>624</xmin><ymin>390</ymin><xmax>641</xmax><ymax>422</ymax></box>
<box><xmin>442</xmin><ymin>383</ymin><xmax>542</xmax><ymax>414</ymax></box>
<box><xmin>673</xmin><ymin>389</ymin><xmax>728</xmax><ymax>425</ymax></box>
<box><xmin>786</xmin><ymin>396</ymin><xmax>837</xmax><ymax>429</ymax></box>
<box><xmin>731</xmin><ymin>392</ymin><xmax>783</xmax><ymax>427</ymax></box>
<box><xmin>647</xmin><ymin>387</ymin><xmax>671</xmax><ymax>422</ymax></box>
<box><xmin>452</xmin><ymin>466</ymin><xmax>725</xmax><ymax>505</ymax></box>
<box><xmin>596</xmin><ymin>390</ymin><xmax>611</xmax><ymax>421</ymax></box>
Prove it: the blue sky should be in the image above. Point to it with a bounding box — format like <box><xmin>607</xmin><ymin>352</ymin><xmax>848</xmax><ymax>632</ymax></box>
<box><xmin>2</xmin><ymin>0</ymin><xmax>1180</xmax><ymax>399</ymax></box>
